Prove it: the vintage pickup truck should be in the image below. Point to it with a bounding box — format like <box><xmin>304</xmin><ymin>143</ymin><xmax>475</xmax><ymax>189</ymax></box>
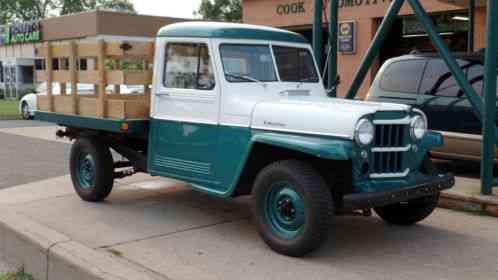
<box><xmin>35</xmin><ymin>22</ymin><xmax>454</xmax><ymax>257</ymax></box>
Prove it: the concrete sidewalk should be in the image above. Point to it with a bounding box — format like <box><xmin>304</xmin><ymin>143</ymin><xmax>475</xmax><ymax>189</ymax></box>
<box><xmin>1</xmin><ymin>174</ymin><xmax>498</xmax><ymax>280</ymax></box>
<box><xmin>440</xmin><ymin>177</ymin><xmax>498</xmax><ymax>216</ymax></box>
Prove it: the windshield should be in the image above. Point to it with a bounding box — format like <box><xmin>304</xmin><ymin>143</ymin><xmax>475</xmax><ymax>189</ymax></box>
<box><xmin>220</xmin><ymin>44</ymin><xmax>277</xmax><ymax>83</ymax></box>
<box><xmin>220</xmin><ymin>44</ymin><xmax>319</xmax><ymax>83</ymax></box>
<box><xmin>273</xmin><ymin>46</ymin><xmax>319</xmax><ymax>83</ymax></box>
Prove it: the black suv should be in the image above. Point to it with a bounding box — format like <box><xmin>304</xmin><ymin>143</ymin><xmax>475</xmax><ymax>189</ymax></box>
<box><xmin>366</xmin><ymin>52</ymin><xmax>497</xmax><ymax>162</ymax></box>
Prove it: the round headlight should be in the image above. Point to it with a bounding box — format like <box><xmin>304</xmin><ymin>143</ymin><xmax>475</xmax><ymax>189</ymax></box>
<box><xmin>355</xmin><ymin>119</ymin><xmax>375</xmax><ymax>146</ymax></box>
<box><xmin>411</xmin><ymin>115</ymin><xmax>427</xmax><ymax>140</ymax></box>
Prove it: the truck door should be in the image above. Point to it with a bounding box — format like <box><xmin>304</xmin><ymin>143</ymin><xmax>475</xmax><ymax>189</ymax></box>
<box><xmin>149</xmin><ymin>40</ymin><xmax>221</xmax><ymax>188</ymax></box>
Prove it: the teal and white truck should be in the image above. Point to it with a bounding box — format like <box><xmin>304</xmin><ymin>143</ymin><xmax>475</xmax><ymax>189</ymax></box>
<box><xmin>36</xmin><ymin>22</ymin><xmax>454</xmax><ymax>257</ymax></box>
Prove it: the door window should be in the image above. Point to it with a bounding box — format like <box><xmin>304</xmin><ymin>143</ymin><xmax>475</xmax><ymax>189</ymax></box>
<box><xmin>164</xmin><ymin>43</ymin><xmax>215</xmax><ymax>90</ymax></box>
<box><xmin>380</xmin><ymin>60</ymin><xmax>425</xmax><ymax>94</ymax></box>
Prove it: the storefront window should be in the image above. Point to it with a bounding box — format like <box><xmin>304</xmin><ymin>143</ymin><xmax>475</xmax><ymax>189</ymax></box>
<box><xmin>272</xmin><ymin>46</ymin><xmax>319</xmax><ymax>83</ymax></box>
<box><xmin>220</xmin><ymin>44</ymin><xmax>277</xmax><ymax>83</ymax></box>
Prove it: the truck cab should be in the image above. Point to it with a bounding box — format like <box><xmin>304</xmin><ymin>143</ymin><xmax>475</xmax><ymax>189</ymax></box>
<box><xmin>148</xmin><ymin>22</ymin><xmax>327</xmax><ymax>195</ymax></box>
<box><xmin>36</xmin><ymin>22</ymin><xmax>454</xmax><ymax>257</ymax></box>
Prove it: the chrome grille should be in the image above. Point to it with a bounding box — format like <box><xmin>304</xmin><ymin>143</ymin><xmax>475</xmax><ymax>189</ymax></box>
<box><xmin>374</xmin><ymin>124</ymin><xmax>405</xmax><ymax>147</ymax></box>
<box><xmin>371</xmin><ymin>124</ymin><xmax>409</xmax><ymax>177</ymax></box>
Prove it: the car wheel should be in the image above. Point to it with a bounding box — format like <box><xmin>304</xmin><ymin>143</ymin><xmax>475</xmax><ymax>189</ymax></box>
<box><xmin>374</xmin><ymin>155</ymin><xmax>440</xmax><ymax>226</ymax></box>
<box><xmin>252</xmin><ymin>160</ymin><xmax>333</xmax><ymax>257</ymax></box>
<box><xmin>21</xmin><ymin>102</ymin><xmax>32</xmax><ymax>120</ymax></box>
<box><xmin>70</xmin><ymin>137</ymin><xmax>114</xmax><ymax>202</ymax></box>
<box><xmin>374</xmin><ymin>193</ymin><xmax>440</xmax><ymax>226</ymax></box>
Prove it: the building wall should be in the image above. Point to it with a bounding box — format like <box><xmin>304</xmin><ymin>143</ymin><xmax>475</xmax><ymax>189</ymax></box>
<box><xmin>243</xmin><ymin>0</ymin><xmax>480</xmax><ymax>99</ymax></box>
<box><xmin>97</xmin><ymin>11</ymin><xmax>184</xmax><ymax>38</ymax></box>
<box><xmin>0</xmin><ymin>10</ymin><xmax>185</xmax><ymax>60</ymax></box>
<box><xmin>474</xmin><ymin>7</ymin><xmax>486</xmax><ymax>50</ymax></box>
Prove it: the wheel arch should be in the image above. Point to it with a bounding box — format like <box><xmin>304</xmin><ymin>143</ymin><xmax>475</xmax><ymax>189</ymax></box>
<box><xmin>231</xmin><ymin>133</ymin><xmax>354</xmax><ymax>197</ymax></box>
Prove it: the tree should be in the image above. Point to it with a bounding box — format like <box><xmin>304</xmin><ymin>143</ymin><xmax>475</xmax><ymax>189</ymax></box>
<box><xmin>3</xmin><ymin>0</ymin><xmax>57</xmax><ymax>21</ymax></box>
<box><xmin>60</xmin><ymin>0</ymin><xmax>136</xmax><ymax>15</ymax></box>
<box><xmin>1</xmin><ymin>0</ymin><xmax>135</xmax><ymax>24</ymax></box>
<box><xmin>195</xmin><ymin>0</ymin><xmax>242</xmax><ymax>22</ymax></box>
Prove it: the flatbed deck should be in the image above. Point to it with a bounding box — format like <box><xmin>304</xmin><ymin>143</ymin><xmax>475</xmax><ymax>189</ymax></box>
<box><xmin>35</xmin><ymin>111</ymin><xmax>149</xmax><ymax>138</ymax></box>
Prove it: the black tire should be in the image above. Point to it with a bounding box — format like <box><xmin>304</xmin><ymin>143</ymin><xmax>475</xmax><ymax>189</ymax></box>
<box><xmin>21</xmin><ymin>102</ymin><xmax>32</xmax><ymax>120</ymax></box>
<box><xmin>374</xmin><ymin>156</ymin><xmax>440</xmax><ymax>226</ymax></box>
<box><xmin>70</xmin><ymin>137</ymin><xmax>114</xmax><ymax>202</ymax></box>
<box><xmin>252</xmin><ymin>160</ymin><xmax>333</xmax><ymax>257</ymax></box>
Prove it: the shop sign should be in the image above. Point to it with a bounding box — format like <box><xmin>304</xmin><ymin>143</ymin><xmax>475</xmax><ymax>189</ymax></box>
<box><xmin>339</xmin><ymin>0</ymin><xmax>392</xmax><ymax>8</ymax></box>
<box><xmin>338</xmin><ymin>21</ymin><xmax>356</xmax><ymax>54</ymax></box>
<box><xmin>2</xmin><ymin>21</ymin><xmax>42</xmax><ymax>45</ymax></box>
<box><xmin>276</xmin><ymin>2</ymin><xmax>306</xmax><ymax>15</ymax></box>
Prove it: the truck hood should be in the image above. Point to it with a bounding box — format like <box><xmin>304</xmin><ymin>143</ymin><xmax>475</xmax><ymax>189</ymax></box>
<box><xmin>251</xmin><ymin>96</ymin><xmax>411</xmax><ymax>139</ymax></box>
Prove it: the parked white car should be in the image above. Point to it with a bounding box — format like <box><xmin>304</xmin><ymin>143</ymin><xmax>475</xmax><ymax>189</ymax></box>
<box><xmin>19</xmin><ymin>83</ymin><xmax>145</xmax><ymax>119</ymax></box>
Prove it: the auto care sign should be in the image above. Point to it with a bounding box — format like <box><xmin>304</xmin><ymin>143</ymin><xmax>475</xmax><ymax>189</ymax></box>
<box><xmin>338</xmin><ymin>21</ymin><xmax>356</xmax><ymax>54</ymax></box>
<box><xmin>2</xmin><ymin>21</ymin><xmax>42</xmax><ymax>45</ymax></box>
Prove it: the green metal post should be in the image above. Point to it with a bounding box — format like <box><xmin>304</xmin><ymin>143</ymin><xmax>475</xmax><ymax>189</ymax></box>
<box><xmin>345</xmin><ymin>0</ymin><xmax>404</xmax><ymax>100</ymax></box>
<box><xmin>313</xmin><ymin>0</ymin><xmax>323</xmax><ymax>72</ymax></box>
<box><xmin>328</xmin><ymin>0</ymin><xmax>338</xmax><ymax>97</ymax></box>
<box><xmin>481</xmin><ymin>0</ymin><xmax>498</xmax><ymax>195</ymax></box>
<box><xmin>467</xmin><ymin>0</ymin><xmax>475</xmax><ymax>52</ymax></box>
<box><xmin>407</xmin><ymin>0</ymin><xmax>483</xmax><ymax>119</ymax></box>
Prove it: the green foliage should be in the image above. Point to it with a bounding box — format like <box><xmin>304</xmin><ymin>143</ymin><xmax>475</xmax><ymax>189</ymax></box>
<box><xmin>105</xmin><ymin>58</ymin><xmax>145</xmax><ymax>71</ymax></box>
<box><xmin>195</xmin><ymin>0</ymin><xmax>242</xmax><ymax>22</ymax></box>
<box><xmin>0</xmin><ymin>100</ymin><xmax>21</xmax><ymax>120</ymax></box>
<box><xmin>0</xmin><ymin>268</ymin><xmax>33</xmax><ymax>280</ymax></box>
<box><xmin>0</xmin><ymin>0</ymin><xmax>135</xmax><ymax>23</ymax></box>
<box><xmin>2</xmin><ymin>0</ymin><xmax>57</xmax><ymax>21</ymax></box>
<box><xmin>60</xmin><ymin>0</ymin><xmax>136</xmax><ymax>16</ymax></box>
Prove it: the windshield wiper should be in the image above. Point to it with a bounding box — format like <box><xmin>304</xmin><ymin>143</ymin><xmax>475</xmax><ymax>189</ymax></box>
<box><xmin>226</xmin><ymin>72</ymin><xmax>264</xmax><ymax>83</ymax></box>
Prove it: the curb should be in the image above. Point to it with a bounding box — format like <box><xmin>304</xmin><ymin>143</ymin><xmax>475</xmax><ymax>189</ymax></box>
<box><xmin>440</xmin><ymin>192</ymin><xmax>498</xmax><ymax>217</ymax></box>
<box><xmin>0</xmin><ymin>210</ymin><xmax>168</xmax><ymax>280</ymax></box>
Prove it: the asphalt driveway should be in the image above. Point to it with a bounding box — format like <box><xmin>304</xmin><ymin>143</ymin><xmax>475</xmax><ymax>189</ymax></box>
<box><xmin>0</xmin><ymin>120</ymin><xmax>70</xmax><ymax>189</ymax></box>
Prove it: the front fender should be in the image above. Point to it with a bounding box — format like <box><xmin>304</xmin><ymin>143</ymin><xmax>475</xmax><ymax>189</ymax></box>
<box><xmin>251</xmin><ymin>132</ymin><xmax>353</xmax><ymax>160</ymax></box>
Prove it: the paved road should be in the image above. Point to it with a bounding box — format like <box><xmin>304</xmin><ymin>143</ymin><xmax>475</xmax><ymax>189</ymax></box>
<box><xmin>0</xmin><ymin>121</ymin><xmax>70</xmax><ymax>189</ymax></box>
<box><xmin>0</xmin><ymin>257</ymin><xmax>14</xmax><ymax>275</ymax></box>
<box><xmin>0</xmin><ymin>120</ymin><xmax>53</xmax><ymax>129</ymax></box>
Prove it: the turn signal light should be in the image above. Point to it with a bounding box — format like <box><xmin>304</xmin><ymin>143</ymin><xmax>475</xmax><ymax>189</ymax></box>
<box><xmin>121</xmin><ymin>123</ymin><xmax>129</xmax><ymax>131</ymax></box>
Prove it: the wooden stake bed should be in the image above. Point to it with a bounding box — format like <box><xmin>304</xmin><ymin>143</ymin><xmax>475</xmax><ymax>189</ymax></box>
<box><xmin>35</xmin><ymin>41</ymin><xmax>153</xmax><ymax>120</ymax></box>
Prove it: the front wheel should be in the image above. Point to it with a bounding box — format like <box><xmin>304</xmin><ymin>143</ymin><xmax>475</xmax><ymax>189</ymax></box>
<box><xmin>252</xmin><ymin>160</ymin><xmax>333</xmax><ymax>257</ymax></box>
<box><xmin>70</xmin><ymin>137</ymin><xmax>114</xmax><ymax>202</ymax></box>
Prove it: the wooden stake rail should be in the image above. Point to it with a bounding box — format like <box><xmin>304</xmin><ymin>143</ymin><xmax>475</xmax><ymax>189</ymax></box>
<box><xmin>36</xmin><ymin>40</ymin><xmax>153</xmax><ymax>119</ymax></box>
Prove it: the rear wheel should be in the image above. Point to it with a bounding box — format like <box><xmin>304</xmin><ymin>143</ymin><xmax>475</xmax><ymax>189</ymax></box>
<box><xmin>70</xmin><ymin>137</ymin><xmax>114</xmax><ymax>202</ymax></box>
<box><xmin>252</xmin><ymin>160</ymin><xmax>333</xmax><ymax>257</ymax></box>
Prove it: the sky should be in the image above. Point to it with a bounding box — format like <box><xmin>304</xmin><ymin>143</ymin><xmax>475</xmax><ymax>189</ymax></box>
<box><xmin>131</xmin><ymin>0</ymin><xmax>203</xmax><ymax>19</ymax></box>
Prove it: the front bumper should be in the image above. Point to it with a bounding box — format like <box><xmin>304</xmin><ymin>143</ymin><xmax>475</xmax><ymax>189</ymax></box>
<box><xmin>342</xmin><ymin>173</ymin><xmax>455</xmax><ymax>209</ymax></box>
